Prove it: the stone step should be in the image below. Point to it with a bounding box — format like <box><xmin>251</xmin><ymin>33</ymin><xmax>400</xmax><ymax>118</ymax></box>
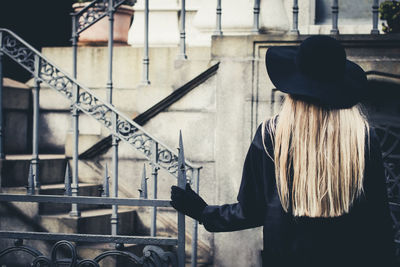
<box><xmin>39</xmin><ymin>208</ymin><xmax>137</xmax><ymax>236</ymax></box>
<box><xmin>2</xmin><ymin>183</ymin><xmax>108</xmax><ymax>215</ymax></box>
<box><xmin>1</xmin><ymin>154</ymin><xmax>67</xmax><ymax>187</ymax></box>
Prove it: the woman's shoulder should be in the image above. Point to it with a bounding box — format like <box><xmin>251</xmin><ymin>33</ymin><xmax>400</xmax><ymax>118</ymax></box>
<box><xmin>252</xmin><ymin>117</ymin><xmax>277</xmax><ymax>152</ymax></box>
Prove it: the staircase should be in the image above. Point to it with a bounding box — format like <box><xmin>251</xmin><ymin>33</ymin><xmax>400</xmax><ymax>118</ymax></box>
<box><xmin>0</xmin><ymin>23</ymin><xmax>204</xmax><ymax>266</ymax></box>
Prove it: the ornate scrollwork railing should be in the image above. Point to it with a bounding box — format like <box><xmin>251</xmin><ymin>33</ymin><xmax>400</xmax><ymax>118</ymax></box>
<box><xmin>73</xmin><ymin>0</ymin><xmax>132</xmax><ymax>35</ymax></box>
<box><xmin>0</xmin><ymin>240</ymin><xmax>176</xmax><ymax>267</ymax></box>
<box><xmin>0</xmin><ymin>28</ymin><xmax>199</xmax><ymax>180</ymax></box>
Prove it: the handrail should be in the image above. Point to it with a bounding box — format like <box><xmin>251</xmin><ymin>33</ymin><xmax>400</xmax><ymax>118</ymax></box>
<box><xmin>0</xmin><ymin>28</ymin><xmax>200</xmax><ymax>177</ymax></box>
<box><xmin>79</xmin><ymin>62</ymin><xmax>220</xmax><ymax>159</ymax></box>
<box><xmin>72</xmin><ymin>0</ymin><xmax>130</xmax><ymax>35</ymax></box>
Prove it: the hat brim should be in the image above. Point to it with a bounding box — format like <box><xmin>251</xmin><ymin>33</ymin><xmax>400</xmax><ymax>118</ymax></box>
<box><xmin>265</xmin><ymin>46</ymin><xmax>367</xmax><ymax>109</ymax></box>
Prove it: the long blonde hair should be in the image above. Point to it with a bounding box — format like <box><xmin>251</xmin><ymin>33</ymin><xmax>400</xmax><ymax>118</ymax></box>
<box><xmin>264</xmin><ymin>95</ymin><xmax>369</xmax><ymax>217</ymax></box>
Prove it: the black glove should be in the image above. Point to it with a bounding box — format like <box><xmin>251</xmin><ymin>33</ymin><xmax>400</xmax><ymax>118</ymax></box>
<box><xmin>170</xmin><ymin>183</ymin><xmax>208</xmax><ymax>222</ymax></box>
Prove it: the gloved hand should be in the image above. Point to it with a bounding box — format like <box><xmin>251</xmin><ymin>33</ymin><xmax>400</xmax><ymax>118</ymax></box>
<box><xmin>170</xmin><ymin>183</ymin><xmax>208</xmax><ymax>222</ymax></box>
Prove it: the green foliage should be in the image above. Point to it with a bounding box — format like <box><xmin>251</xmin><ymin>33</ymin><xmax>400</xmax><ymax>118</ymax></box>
<box><xmin>379</xmin><ymin>0</ymin><xmax>400</xmax><ymax>33</ymax></box>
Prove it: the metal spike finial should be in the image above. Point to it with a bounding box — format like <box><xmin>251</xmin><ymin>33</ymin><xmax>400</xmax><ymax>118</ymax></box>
<box><xmin>64</xmin><ymin>162</ymin><xmax>72</xmax><ymax>196</ymax></box>
<box><xmin>177</xmin><ymin>131</ymin><xmax>186</xmax><ymax>189</ymax></box>
<box><xmin>139</xmin><ymin>164</ymin><xmax>148</xmax><ymax>199</ymax></box>
<box><xmin>102</xmin><ymin>164</ymin><xmax>110</xmax><ymax>197</ymax></box>
<box><xmin>27</xmin><ymin>163</ymin><xmax>35</xmax><ymax>195</ymax></box>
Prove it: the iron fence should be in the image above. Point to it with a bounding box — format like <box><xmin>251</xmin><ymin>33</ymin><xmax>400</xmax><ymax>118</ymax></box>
<box><xmin>0</xmin><ymin>26</ymin><xmax>202</xmax><ymax>266</ymax></box>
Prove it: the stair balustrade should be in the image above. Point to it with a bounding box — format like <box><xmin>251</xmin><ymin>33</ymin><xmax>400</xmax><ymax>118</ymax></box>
<box><xmin>0</xmin><ymin>28</ymin><xmax>201</xmax><ymax>267</ymax></box>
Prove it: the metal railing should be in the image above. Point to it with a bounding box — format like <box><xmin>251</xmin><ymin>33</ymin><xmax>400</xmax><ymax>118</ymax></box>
<box><xmin>210</xmin><ymin>0</ymin><xmax>382</xmax><ymax>35</ymax></box>
<box><xmin>71</xmin><ymin>1</ymin><xmax>201</xmax><ymax>264</ymax></box>
<box><xmin>0</xmin><ymin>28</ymin><xmax>202</xmax><ymax>266</ymax></box>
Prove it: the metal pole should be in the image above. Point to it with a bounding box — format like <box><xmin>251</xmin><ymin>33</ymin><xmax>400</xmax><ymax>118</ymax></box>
<box><xmin>178</xmin><ymin>0</ymin><xmax>187</xmax><ymax>59</ymax></box>
<box><xmin>177</xmin><ymin>131</ymin><xmax>186</xmax><ymax>267</ymax></box>
<box><xmin>0</xmin><ymin>32</ymin><xmax>4</xmax><ymax>160</ymax></box>
<box><xmin>290</xmin><ymin>0</ymin><xmax>300</xmax><ymax>35</ymax></box>
<box><xmin>27</xmin><ymin>164</ymin><xmax>35</xmax><ymax>195</ymax></box>
<box><xmin>214</xmin><ymin>0</ymin><xmax>223</xmax><ymax>35</ymax></box>
<box><xmin>32</xmin><ymin>56</ymin><xmax>41</xmax><ymax>190</ymax></box>
<box><xmin>107</xmin><ymin>0</ymin><xmax>115</xmax><ymax>104</ymax></box>
<box><xmin>252</xmin><ymin>0</ymin><xmax>260</xmax><ymax>33</ymax></box>
<box><xmin>141</xmin><ymin>0</ymin><xmax>150</xmax><ymax>85</ymax></box>
<box><xmin>111</xmin><ymin>113</ymin><xmax>119</xmax><ymax>236</ymax></box>
<box><xmin>102</xmin><ymin>164</ymin><xmax>110</xmax><ymax>197</ymax></box>
<box><xmin>330</xmin><ymin>0</ymin><xmax>339</xmax><ymax>34</ymax></box>
<box><xmin>150</xmin><ymin>141</ymin><xmax>159</xmax><ymax>237</ymax></box>
<box><xmin>371</xmin><ymin>0</ymin><xmax>379</xmax><ymax>34</ymax></box>
<box><xmin>191</xmin><ymin>168</ymin><xmax>200</xmax><ymax>267</ymax></box>
<box><xmin>70</xmin><ymin>14</ymin><xmax>80</xmax><ymax>217</ymax></box>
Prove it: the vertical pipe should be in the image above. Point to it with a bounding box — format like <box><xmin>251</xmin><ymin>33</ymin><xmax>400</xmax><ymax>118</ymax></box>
<box><xmin>191</xmin><ymin>168</ymin><xmax>200</xmax><ymax>267</ymax></box>
<box><xmin>0</xmin><ymin>32</ymin><xmax>4</xmax><ymax>160</ymax></box>
<box><xmin>107</xmin><ymin>0</ymin><xmax>115</xmax><ymax>104</ymax></box>
<box><xmin>290</xmin><ymin>0</ymin><xmax>300</xmax><ymax>35</ymax></box>
<box><xmin>141</xmin><ymin>0</ymin><xmax>150</xmax><ymax>85</ymax></box>
<box><xmin>177</xmin><ymin>132</ymin><xmax>186</xmax><ymax>267</ymax></box>
<box><xmin>330</xmin><ymin>0</ymin><xmax>339</xmax><ymax>34</ymax></box>
<box><xmin>70</xmin><ymin>14</ymin><xmax>80</xmax><ymax>217</ymax></box>
<box><xmin>32</xmin><ymin>56</ymin><xmax>41</xmax><ymax>190</ymax></box>
<box><xmin>252</xmin><ymin>0</ymin><xmax>260</xmax><ymax>33</ymax></box>
<box><xmin>178</xmin><ymin>0</ymin><xmax>187</xmax><ymax>59</ymax></box>
<box><xmin>111</xmin><ymin>113</ymin><xmax>119</xmax><ymax>236</ymax></box>
<box><xmin>150</xmin><ymin>141</ymin><xmax>159</xmax><ymax>237</ymax></box>
<box><xmin>214</xmin><ymin>0</ymin><xmax>223</xmax><ymax>35</ymax></box>
<box><xmin>371</xmin><ymin>0</ymin><xmax>379</xmax><ymax>34</ymax></box>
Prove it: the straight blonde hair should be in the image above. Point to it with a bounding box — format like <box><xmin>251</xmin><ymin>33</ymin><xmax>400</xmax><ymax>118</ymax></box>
<box><xmin>263</xmin><ymin>95</ymin><xmax>369</xmax><ymax>217</ymax></box>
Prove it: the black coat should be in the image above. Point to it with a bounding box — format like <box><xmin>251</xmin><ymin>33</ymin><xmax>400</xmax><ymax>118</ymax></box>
<box><xmin>201</xmin><ymin>122</ymin><xmax>396</xmax><ymax>267</ymax></box>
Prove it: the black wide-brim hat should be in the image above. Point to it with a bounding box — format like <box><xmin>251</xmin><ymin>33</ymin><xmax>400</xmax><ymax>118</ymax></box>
<box><xmin>265</xmin><ymin>35</ymin><xmax>367</xmax><ymax>109</ymax></box>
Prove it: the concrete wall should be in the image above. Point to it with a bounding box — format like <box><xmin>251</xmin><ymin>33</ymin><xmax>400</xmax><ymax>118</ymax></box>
<box><xmin>206</xmin><ymin>34</ymin><xmax>400</xmax><ymax>266</ymax></box>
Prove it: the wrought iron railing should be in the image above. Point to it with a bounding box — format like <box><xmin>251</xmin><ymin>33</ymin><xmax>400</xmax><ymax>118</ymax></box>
<box><xmin>0</xmin><ymin>28</ymin><xmax>202</xmax><ymax>266</ymax></box>
<box><xmin>212</xmin><ymin>0</ymin><xmax>381</xmax><ymax>35</ymax></box>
